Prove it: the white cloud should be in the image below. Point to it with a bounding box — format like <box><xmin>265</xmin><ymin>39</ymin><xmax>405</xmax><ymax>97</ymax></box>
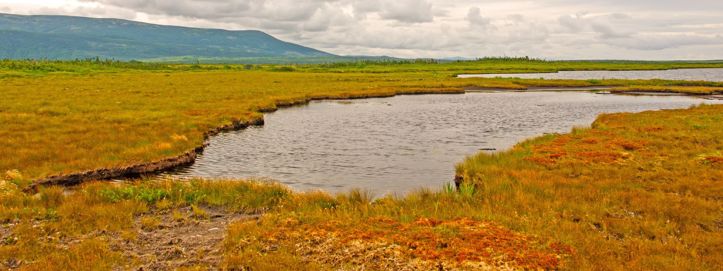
<box><xmin>1</xmin><ymin>0</ymin><xmax>723</xmax><ymax>59</ymax></box>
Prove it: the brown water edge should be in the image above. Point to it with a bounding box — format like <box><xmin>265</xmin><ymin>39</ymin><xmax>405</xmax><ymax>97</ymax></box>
<box><xmin>25</xmin><ymin>88</ymin><xmax>464</xmax><ymax>191</ymax></box>
<box><xmin>25</xmin><ymin>86</ymin><xmax>717</xmax><ymax>191</ymax></box>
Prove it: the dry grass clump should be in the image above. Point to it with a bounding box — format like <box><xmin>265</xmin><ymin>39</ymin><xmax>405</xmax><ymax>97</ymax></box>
<box><xmin>140</xmin><ymin>216</ymin><xmax>161</xmax><ymax>231</ymax></box>
<box><xmin>17</xmin><ymin>238</ymin><xmax>122</xmax><ymax>271</ymax></box>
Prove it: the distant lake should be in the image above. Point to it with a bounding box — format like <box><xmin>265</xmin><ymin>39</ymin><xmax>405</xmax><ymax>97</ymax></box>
<box><xmin>168</xmin><ymin>92</ymin><xmax>722</xmax><ymax>196</ymax></box>
<box><xmin>457</xmin><ymin>68</ymin><xmax>723</xmax><ymax>81</ymax></box>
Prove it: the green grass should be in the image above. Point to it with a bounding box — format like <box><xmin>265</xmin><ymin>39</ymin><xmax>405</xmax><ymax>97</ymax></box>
<box><xmin>4</xmin><ymin>58</ymin><xmax>723</xmax><ymax>76</ymax></box>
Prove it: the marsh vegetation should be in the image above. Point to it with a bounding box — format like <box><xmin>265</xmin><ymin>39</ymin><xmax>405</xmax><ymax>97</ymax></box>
<box><xmin>1</xmin><ymin>60</ymin><xmax>722</xmax><ymax>270</ymax></box>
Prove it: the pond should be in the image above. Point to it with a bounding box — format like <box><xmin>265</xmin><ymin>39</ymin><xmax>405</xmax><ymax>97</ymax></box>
<box><xmin>457</xmin><ymin>68</ymin><xmax>723</xmax><ymax>81</ymax></box>
<box><xmin>168</xmin><ymin>92</ymin><xmax>721</xmax><ymax>196</ymax></box>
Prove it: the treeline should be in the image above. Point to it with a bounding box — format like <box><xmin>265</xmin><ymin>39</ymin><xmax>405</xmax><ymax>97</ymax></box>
<box><xmin>313</xmin><ymin>56</ymin><xmax>548</xmax><ymax>68</ymax></box>
<box><xmin>474</xmin><ymin>56</ymin><xmax>546</xmax><ymax>62</ymax></box>
<box><xmin>0</xmin><ymin>58</ymin><xmax>172</xmax><ymax>73</ymax></box>
<box><xmin>0</xmin><ymin>57</ymin><xmax>551</xmax><ymax>72</ymax></box>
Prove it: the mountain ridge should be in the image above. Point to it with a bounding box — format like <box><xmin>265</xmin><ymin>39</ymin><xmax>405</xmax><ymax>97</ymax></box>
<box><xmin>0</xmin><ymin>13</ymin><xmax>335</xmax><ymax>60</ymax></box>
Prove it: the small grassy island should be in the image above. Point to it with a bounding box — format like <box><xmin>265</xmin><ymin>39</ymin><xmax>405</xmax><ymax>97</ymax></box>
<box><xmin>1</xmin><ymin>59</ymin><xmax>722</xmax><ymax>270</ymax></box>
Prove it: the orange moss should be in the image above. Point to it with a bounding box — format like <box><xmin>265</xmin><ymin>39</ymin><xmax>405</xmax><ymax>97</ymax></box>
<box><xmin>260</xmin><ymin>216</ymin><xmax>568</xmax><ymax>270</ymax></box>
<box><xmin>576</xmin><ymin>151</ymin><xmax>625</xmax><ymax>163</ymax></box>
<box><xmin>705</xmin><ymin>156</ymin><xmax>723</xmax><ymax>164</ymax></box>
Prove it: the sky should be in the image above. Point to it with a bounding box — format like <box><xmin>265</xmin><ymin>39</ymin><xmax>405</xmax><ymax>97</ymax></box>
<box><xmin>1</xmin><ymin>0</ymin><xmax>723</xmax><ymax>60</ymax></box>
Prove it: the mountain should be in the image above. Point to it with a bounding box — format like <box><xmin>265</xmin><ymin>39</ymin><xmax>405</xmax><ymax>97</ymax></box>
<box><xmin>0</xmin><ymin>13</ymin><xmax>335</xmax><ymax>60</ymax></box>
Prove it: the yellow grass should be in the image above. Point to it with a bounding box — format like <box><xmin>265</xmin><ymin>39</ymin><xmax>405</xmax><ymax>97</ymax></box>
<box><xmin>611</xmin><ymin>85</ymin><xmax>723</xmax><ymax>94</ymax></box>
<box><xmin>456</xmin><ymin>104</ymin><xmax>723</xmax><ymax>270</ymax></box>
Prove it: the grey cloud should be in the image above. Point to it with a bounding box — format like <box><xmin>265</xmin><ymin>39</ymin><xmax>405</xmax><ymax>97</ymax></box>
<box><xmin>557</xmin><ymin>13</ymin><xmax>633</xmax><ymax>38</ymax></box>
<box><xmin>303</xmin><ymin>11</ymin><xmax>332</xmax><ymax>31</ymax></box>
<box><xmin>261</xmin><ymin>1</ymin><xmax>321</xmax><ymax>22</ymax></box>
<box><xmin>378</xmin><ymin>0</ymin><xmax>434</xmax><ymax>23</ymax></box>
<box><xmin>590</xmin><ymin>22</ymin><xmax>629</xmax><ymax>38</ymax></box>
<box><xmin>302</xmin><ymin>4</ymin><xmax>354</xmax><ymax>32</ymax></box>
<box><xmin>609</xmin><ymin>13</ymin><xmax>631</xmax><ymax>20</ymax></box>
<box><xmin>30</xmin><ymin>4</ymin><xmax>137</xmax><ymax>20</ymax></box>
<box><xmin>351</xmin><ymin>0</ymin><xmax>379</xmax><ymax>15</ymax></box>
<box><xmin>558</xmin><ymin>14</ymin><xmax>585</xmax><ymax>32</ymax></box>
<box><xmin>604</xmin><ymin>33</ymin><xmax>723</xmax><ymax>51</ymax></box>
<box><xmin>505</xmin><ymin>14</ymin><xmax>525</xmax><ymax>23</ymax></box>
<box><xmin>466</xmin><ymin>7</ymin><xmax>490</xmax><ymax>27</ymax></box>
<box><xmin>554</xmin><ymin>0</ymin><xmax>723</xmax><ymax>11</ymax></box>
<box><xmin>80</xmin><ymin>0</ymin><xmax>320</xmax><ymax>21</ymax></box>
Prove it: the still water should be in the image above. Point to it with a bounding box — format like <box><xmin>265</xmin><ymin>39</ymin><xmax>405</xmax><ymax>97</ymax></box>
<box><xmin>169</xmin><ymin>92</ymin><xmax>721</xmax><ymax>196</ymax></box>
<box><xmin>458</xmin><ymin>68</ymin><xmax>723</xmax><ymax>81</ymax></box>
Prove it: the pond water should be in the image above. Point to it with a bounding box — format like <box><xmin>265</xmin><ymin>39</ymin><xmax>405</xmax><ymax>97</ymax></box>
<box><xmin>168</xmin><ymin>92</ymin><xmax>721</xmax><ymax>196</ymax></box>
<box><xmin>457</xmin><ymin>68</ymin><xmax>723</xmax><ymax>81</ymax></box>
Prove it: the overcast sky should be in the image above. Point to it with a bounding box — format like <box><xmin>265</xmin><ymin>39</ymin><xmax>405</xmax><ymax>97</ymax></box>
<box><xmin>2</xmin><ymin>0</ymin><xmax>723</xmax><ymax>59</ymax></box>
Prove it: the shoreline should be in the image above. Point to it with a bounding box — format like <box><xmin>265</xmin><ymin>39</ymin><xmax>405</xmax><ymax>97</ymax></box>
<box><xmin>25</xmin><ymin>86</ymin><xmax>718</xmax><ymax>191</ymax></box>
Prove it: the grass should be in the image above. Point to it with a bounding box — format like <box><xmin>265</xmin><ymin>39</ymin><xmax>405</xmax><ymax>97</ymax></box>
<box><xmin>1</xmin><ymin>60</ymin><xmax>722</xmax><ymax>269</ymax></box>
<box><xmin>0</xmin><ymin>179</ymin><xmax>289</xmax><ymax>269</ymax></box>
<box><xmin>296</xmin><ymin>58</ymin><xmax>723</xmax><ymax>74</ymax></box>
<box><xmin>4</xmin><ymin>58</ymin><xmax>723</xmax><ymax>76</ymax></box>
<box><xmin>0</xmin><ymin>177</ymin><xmax>569</xmax><ymax>269</ymax></box>
<box><xmin>456</xmin><ymin>104</ymin><xmax>723</xmax><ymax>270</ymax></box>
<box><xmin>610</xmin><ymin>85</ymin><xmax>723</xmax><ymax>95</ymax></box>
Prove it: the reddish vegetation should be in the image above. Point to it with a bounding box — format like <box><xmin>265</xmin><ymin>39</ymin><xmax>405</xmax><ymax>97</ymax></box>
<box><xmin>263</xmin><ymin>216</ymin><xmax>571</xmax><ymax>270</ymax></box>
<box><xmin>524</xmin><ymin>129</ymin><xmax>647</xmax><ymax>166</ymax></box>
<box><xmin>705</xmin><ymin>156</ymin><xmax>723</xmax><ymax>164</ymax></box>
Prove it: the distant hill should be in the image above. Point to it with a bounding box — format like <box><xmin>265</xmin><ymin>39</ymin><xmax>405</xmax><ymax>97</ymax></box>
<box><xmin>0</xmin><ymin>13</ymin><xmax>335</xmax><ymax>61</ymax></box>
